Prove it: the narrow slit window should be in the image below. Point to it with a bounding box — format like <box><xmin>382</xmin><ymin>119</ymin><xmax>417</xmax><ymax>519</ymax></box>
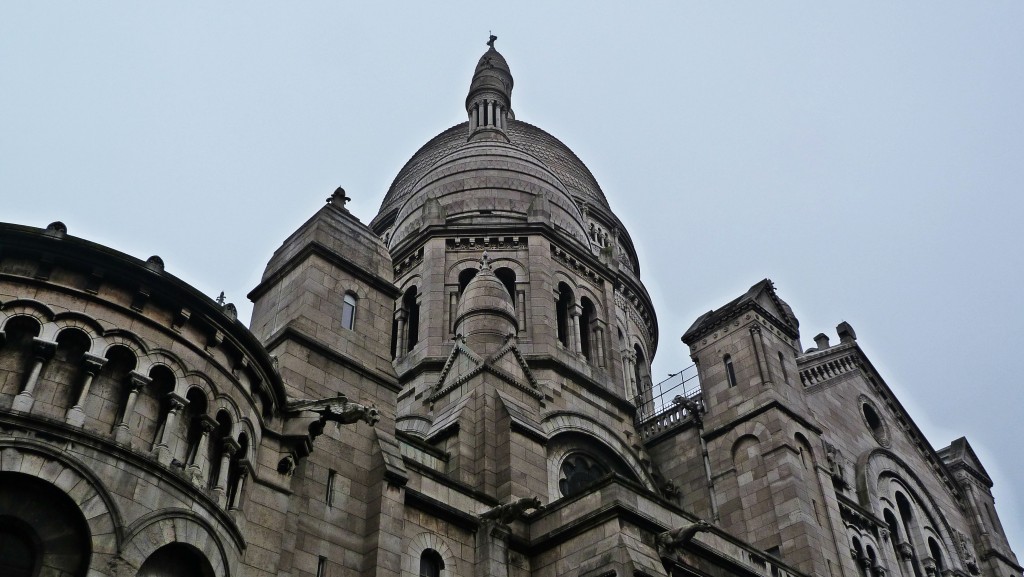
<box><xmin>327</xmin><ymin>469</ymin><xmax>337</xmax><ymax>506</ymax></box>
<box><xmin>342</xmin><ymin>293</ymin><xmax>357</xmax><ymax>330</ymax></box>
<box><xmin>724</xmin><ymin>354</ymin><xmax>737</xmax><ymax>387</ymax></box>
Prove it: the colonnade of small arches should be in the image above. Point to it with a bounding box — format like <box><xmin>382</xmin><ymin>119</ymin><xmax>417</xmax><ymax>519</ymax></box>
<box><xmin>387</xmin><ymin>257</ymin><xmax>655</xmax><ymax>405</ymax></box>
<box><xmin>0</xmin><ymin>302</ymin><xmax>256</xmax><ymax>511</ymax></box>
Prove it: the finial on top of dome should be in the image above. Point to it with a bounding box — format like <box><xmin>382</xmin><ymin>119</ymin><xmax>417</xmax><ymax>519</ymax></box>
<box><xmin>480</xmin><ymin>251</ymin><xmax>492</xmax><ymax>271</ymax></box>
<box><xmin>487</xmin><ymin>34</ymin><xmax>497</xmax><ymax>49</ymax></box>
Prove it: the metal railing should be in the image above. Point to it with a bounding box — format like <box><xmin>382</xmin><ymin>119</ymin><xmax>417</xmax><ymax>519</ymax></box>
<box><xmin>633</xmin><ymin>363</ymin><xmax>701</xmax><ymax>424</ymax></box>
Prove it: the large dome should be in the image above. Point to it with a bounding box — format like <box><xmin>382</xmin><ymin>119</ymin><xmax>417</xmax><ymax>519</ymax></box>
<box><xmin>370</xmin><ymin>119</ymin><xmax>612</xmax><ymax>234</ymax></box>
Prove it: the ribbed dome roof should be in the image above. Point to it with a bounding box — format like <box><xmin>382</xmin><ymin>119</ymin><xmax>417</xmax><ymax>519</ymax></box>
<box><xmin>370</xmin><ymin>119</ymin><xmax>610</xmax><ymax>233</ymax></box>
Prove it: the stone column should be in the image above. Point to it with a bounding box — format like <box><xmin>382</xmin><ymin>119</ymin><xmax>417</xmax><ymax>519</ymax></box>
<box><xmin>749</xmin><ymin>325</ymin><xmax>774</xmax><ymax>386</ymax></box>
<box><xmin>595</xmin><ymin>326</ymin><xmax>606</xmax><ymax>368</ymax></box>
<box><xmin>12</xmin><ymin>338</ymin><xmax>58</xmax><ymax>412</ymax></box>
<box><xmin>114</xmin><ymin>371</ymin><xmax>151</xmax><ymax>445</ymax></box>
<box><xmin>516</xmin><ymin>290</ymin><xmax>526</xmax><ymax>335</ymax></box>
<box><xmin>622</xmin><ymin>349</ymin><xmax>637</xmax><ymax>401</ymax></box>
<box><xmin>65</xmin><ymin>353</ymin><xmax>107</xmax><ymax>426</ymax></box>
<box><xmin>186</xmin><ymin>415</ymin><xmax>218</xmax><ymax>484</ymax></box>
<box><xmin>570</xmin><ymin>304</ymin><xmax>583</xmax><ymax>355</ymax></box>
<box><xmin>213</xmin><ymin>437</ymin><xmax>240</xmax><ymax>507</ymax></box>
<box><xmin>898</xmin><ymin>542</ymin><xmax>916</xmax><ymax>577</ymax></box>
<box><xmin>153</xmin><ymin>393</ymin><xmax>188</xmax><ymax>464</ymax></box>
<box><xmin>448</xmin><ymin>291</ymin><xmax>458</xmax><ymax>336</ymax></box>
<box><xmin>229</xmin><ymin>461</ymin><xmax>251</xmax><ymax>510</ymax></box>
<box><xmin>395</xmin><ymin>308</ymin><xmax>407</xmax><ymax>356</ymax></box>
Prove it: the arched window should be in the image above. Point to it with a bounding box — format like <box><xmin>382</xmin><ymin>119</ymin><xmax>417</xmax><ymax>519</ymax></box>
<box><xmin>138</xmin><ymin>366</ymin><xmax>175</xmax><ymax>448</ymax></box>
<box><xmin>896</xmin><ymin>492</ymin><xmax>924</xmax><ymax>577</ymax></box>
<box><xmin>724</xmin><ymin>354</ymin><xmax>737</xmax><ymax>388</ymax></box>
<box><xmin>928</xmin><ymin>538</ymin><xmax>944</xmax><ymax>575</ymax></box>
<box><xmin>458</xmin><ymin>268</ymin><xmax>477</xmax><ymax>294</ymax></box>
<box><xmin>138</xmin><ymin>543</ymin><xmax>215</xmax><ymax>577</ymax></box>
<box><xmin>419</xmin><ymin>549</ymin><xmax>445</xmax><ymax>577</ymax></box>
<box><xmin>404</xmin><ymin>287</ymin><xmax>420</xmax><ymax>352</ymax></box>
<box><xmin>91</xmin><ymin>345</ymin><xmax>136</xmax><ymax>430</ymax></box>
<box><xmin>852</xmin><ymin>537</ymin><xmax>869</xmax><ymax>577</ymax></box>
<box><xmin>207</xmin><ymin>411</ymin><xmax>232</xmax><ymax>489</ymax></box>
<box><xmin>579</xmin><ymin>297</ymin><xmax>595</xmax><ymax>360</ymax></box>
<box><xmin>556</xmin><ymin>283</ymin><xmax>573</xmax><ymax>348</ymax></box>
<box><xmin>341</xmin><ymin>293</ymin><xmax>357</xmax><ymax>330</ymax></box>
<box><xmin>182</xmin><ymin>387</ymin><xmax>208</xmax><ymax>467</ymax></box>
<box><xmin>0</xmin><ymin>318</ymin><xmax>41</xmax><ymax>401</ymax></box>
<box><xmin>884</xmin><ymin>509</ymin><xmax>904</xmax><ymax>577</ymax></box>
<box><xmin>227</xmin><ymin>433</ymin><xmax>249</xmax><ymax>509</ymax></box>
<box><xmin>494</xmin><ymin>267</ymin><xmax>516</xmax><ymax>304</ymax></box>
<box><xmin>45</xmin><ymin>328</ymin><xmax>91</xmax><ymax>411</ymax></box>
<box><xmin>558</xmin><ymin>452</ymin><xmax>609</xmax><ymax>497</ymax></box>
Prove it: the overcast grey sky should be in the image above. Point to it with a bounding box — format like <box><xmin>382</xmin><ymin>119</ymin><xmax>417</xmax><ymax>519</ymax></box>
<box><xmin>2</xmin><ymin>2</ymin><xmax>1022</xmax><ymax>554</ymax></box>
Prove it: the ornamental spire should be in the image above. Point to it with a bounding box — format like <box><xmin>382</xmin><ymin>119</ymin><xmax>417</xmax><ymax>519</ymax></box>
<box><xmin>466</xmin><ymin>35</ymin><xmax>514</xmax><ymax>141</ymax></box>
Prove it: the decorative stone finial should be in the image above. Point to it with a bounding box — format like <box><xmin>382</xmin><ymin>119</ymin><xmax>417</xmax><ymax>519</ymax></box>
<box><xmin>216</xmin><ymin>291</ymin><xmax>226</xmax><ymax>306</ymax></box>
<box><xmin>487</xmin><ymin>34</ymin><xmax>497</xmax><ymax>49</ymax></box>
<box><xmin>46</xmin><ymin>221</ymin><xmax>68</xmax><ymax>234</ymax></box>
<box><xmin>327</xmin><ymin>187</ymin><xmax>351</xmax><ymax>209</ymax></box>
<box><xmin>146</xmin><ymin>255</ymin><xmax>164</xmax><ymax>272</ymax></box>
<box><xmin>480</xmin><ymin>251</ymin><xmax>491</xmax><ymax>271</ymax></box>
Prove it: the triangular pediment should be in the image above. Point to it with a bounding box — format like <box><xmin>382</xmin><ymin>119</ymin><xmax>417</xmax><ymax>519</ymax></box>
<box><xmin>429</xmin><ymin>335</ymin><xmax>543</xmax><ymax>403</ymax></box>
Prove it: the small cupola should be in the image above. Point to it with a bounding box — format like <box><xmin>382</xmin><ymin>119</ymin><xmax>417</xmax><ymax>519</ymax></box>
<box><xmin>454</xmin><ymin>252</ymin><xmax>517</xmax><ymax>353</ymax></box>
<box><xmin>466</xmin><ymin>35</ymin><xmax>514</xmax><ymax>141</ymax></box>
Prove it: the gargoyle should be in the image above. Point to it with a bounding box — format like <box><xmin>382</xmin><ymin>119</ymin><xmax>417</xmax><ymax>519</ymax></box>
<box><xmin>288</xmin><ymin>394</ymin><xmax>381</xmax><ymax>429</ymax></box>
<box><xmin>656</xmin><ymin>520</ymin><xmax>712</xmax><ymax>553</ymax></box>
<box><xmin>479</xmin><ymin>496</ymin><xmax>543</xmax><ymax>525</ymax></box>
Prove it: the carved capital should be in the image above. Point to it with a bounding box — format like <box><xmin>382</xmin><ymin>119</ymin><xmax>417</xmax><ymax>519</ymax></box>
<box><xmin>127</xmin><ymin>370</ymin><xmax>152</xmax><ymax>391</ymax></box>
<box><xmin>81</xmin><ymin>353</ymin><xmax>107</xmax><ymax>375</ymax></box>
<box><xmin>198</xmin><ymin>415</ymin><xmax>218</xmax><ymax>433</ymax></box>
<box><xmin>221</xmin><ymin>436</ymin><xmax>240</xmax><ymax>456</ymax></box>
<box><xmin>166</xmin><ymin>392</ymin><xmax>189</xmax><ymax>412</ymax></box>
<box><xmin>31</xmin><ymin>338</ymin><xmax>58</xmax><ymax>361</ymax></box>
<box><xmin>898</xmin><ymin>542</ymin><xmax>914</xmax><ymax>560</ymax></box>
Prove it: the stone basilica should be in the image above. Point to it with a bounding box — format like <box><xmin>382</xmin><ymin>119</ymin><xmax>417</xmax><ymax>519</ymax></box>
<box><xmin>0</xmin><ymin>40</ymin><xmax>1018</xmax><ymax>577</ymax></box>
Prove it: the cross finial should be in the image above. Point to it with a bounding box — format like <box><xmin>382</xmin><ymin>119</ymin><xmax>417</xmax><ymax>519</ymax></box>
<box><xmin>327</xmin><ymin>187</ymin><xmax>352</xmax><ymax>209</ymax></box>
<box><xmin>480</xmin><ymin>251</ymin><xmax>491</xmax><ymax>270</ymax></box>
<box><xmin>487</xmin><ymin>34</ymin><xmax>497</xmax><ymax>49</ymax></box>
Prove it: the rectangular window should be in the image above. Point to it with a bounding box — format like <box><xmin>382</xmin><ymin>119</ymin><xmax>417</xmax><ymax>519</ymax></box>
<box><xmin>342</xmin><ymin>294</ymin><xmax>356</xmax><ymax>330</ymax></box>
<box><xmin>317</xmin><ymin>556</ymin><xmax>327</xmax><ymax>577</ymax></box>
<box><xmin>327</xmin><ymin>469</ymin><xmax>337</xmax><ymax>507</ymax></box>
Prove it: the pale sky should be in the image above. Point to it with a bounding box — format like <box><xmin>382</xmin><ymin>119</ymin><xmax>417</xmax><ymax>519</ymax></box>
<box><xmin>2</xmin><ymin>2</ymin><xmax>1022</xmax><ymax>555</ymax></box>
